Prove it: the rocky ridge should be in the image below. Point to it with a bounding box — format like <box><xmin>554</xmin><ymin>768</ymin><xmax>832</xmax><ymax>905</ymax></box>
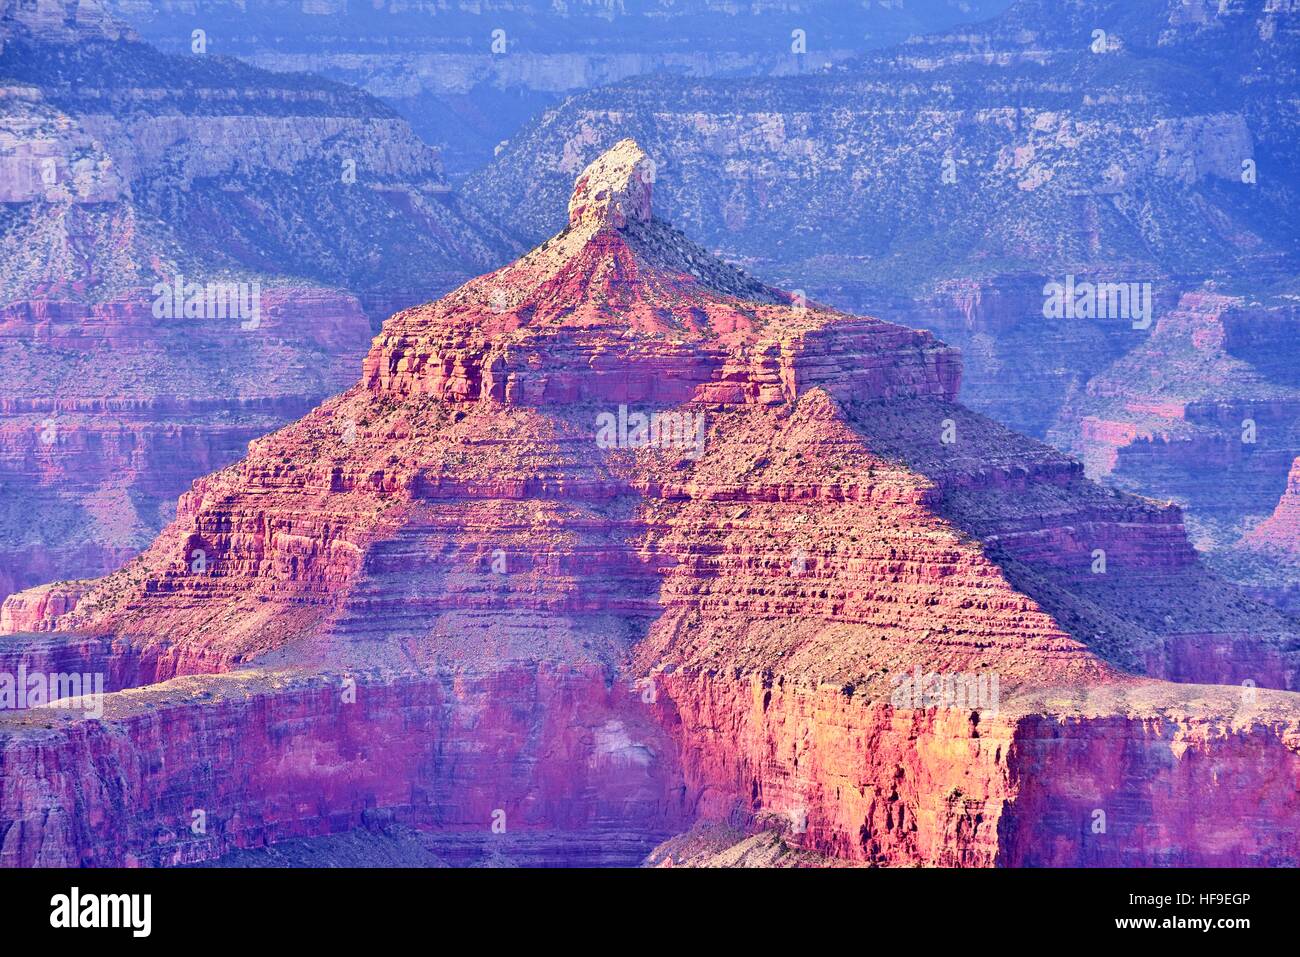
<box><xmin>463</xmin><ymin>0</ymin><xmax>1300</xmax><ymax>608</ymax></box>
<box><xmin>97</xmin><ymin>0</ymin><xmax>1011</xmax><ymax>178</ymax></box>
<box><xmin>0</xmin><ymin>0</ymin><xmax>516</xmax><ymax>604</ymax></box>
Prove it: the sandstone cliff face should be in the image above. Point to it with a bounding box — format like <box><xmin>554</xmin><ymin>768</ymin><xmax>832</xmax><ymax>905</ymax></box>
<box><xmin>649</xmin><ymin>675</ymin><xmax>1300</xmax><ymax>867</ymax></box>
<box><xmin>462</xmin><ymin>0</ymin><xmax>1300</xmax><ymax>549</ymax></box>
<box><xmin>996</xmin><ymin>710</ymin><xmax>1300</xmax><ymax>868</ymax></box>
<box><xmin>5</xmin><ymin>663</ymin><xmax>1297</xmax><ymax>868</ymax></box>
<box><xmin>650</xmin><ymin>672</ymin><xmax>1014</xmax><ymax>866</ymax></box>
<box><xmin>2</xmin><ymin>140</ymin><xmax>1298</xmax><ymax>868</ymax></box>
<box><xmin>97</xmin><ymin>0</ymin><xmax>1008</xmax><ymax>176</ymax></box>
<box><xmin>0</xmin><ymin>667</ymin><xmax>686</xmax><ymax>866</ymax></box>
<box><xmin>0</xmin><ymin>5</ymin><xmax>518</xmax><ymax>602</ymax></box>
<box><xmin>0</xmin><ymin>582</ymin><xmax>87</xmax><ymax>634</ymax></box>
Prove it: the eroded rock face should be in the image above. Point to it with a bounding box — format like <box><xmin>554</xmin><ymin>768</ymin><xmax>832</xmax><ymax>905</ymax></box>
<box><xmin>0</xmin><ymin>5</ymin><xmax>517</xmax><ymax>603</ymax></box>
<box><xmin>0</xmin><ymin>581</ymin><xmax>87</xmax><ymax>634</ymax></box>
<box><xmin>649</xmin><ymin>675</ymin><xmax>1300</xmax><ymax>867</ymax></box>
<box><xmin>997</xmin><ymin>700</ymin><xmax>1300</xmax><ymax>868</ymax></box>
<box><xmin>0</xmin><ymin>288</ymin><xmax>371</xmax><ymax>607</ymax></box>
<box><xmin>0</xmin><ymin>667</ymin><xmax>687</xmax><ymax>867</ymax></box>
<box><xmin>2</xmin><ymin>140</ymin><xmax>1298</xmax><ymax>868</ymax></box>
<box><xmin>366</xmin><ymin>141</ymin><xmax>959</xmax><ymax>409</ymax></box>
<box><xmin>462</xmin><ymin>0</ymin><xmax>1300</xmax><ymax>577</ymax></box>
<box><xmin>567</xmin><ymin>139</ymin><xmax>655</xmax><ymax>229</ymax></box>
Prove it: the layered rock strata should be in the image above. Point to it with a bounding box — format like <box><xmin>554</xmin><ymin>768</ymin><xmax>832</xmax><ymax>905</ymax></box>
<box><xmin>0</xmin><ymin>1</ymin><xmax>516</xmax><ymax>601</ymax></box>
<box><xmin>2</xmin><ymin>141</ymin><xmax>1298</xmax><ymax>868</ymax></box>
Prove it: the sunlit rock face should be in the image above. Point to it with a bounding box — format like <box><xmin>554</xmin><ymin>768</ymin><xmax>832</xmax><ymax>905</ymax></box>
<box><xmin>2</xmin><ymin>140</ymin><xmax>1299</xmax><ymax>869</ymax></box>
<box><xmin>464</xmin><ymin>0</ymin><xmax>1300</xmax><ymax>609</ymax></box>
<box><xmin>0</xmin><ymin>3</ymin><xmax>517</xmax><ymax>605</ymax></box>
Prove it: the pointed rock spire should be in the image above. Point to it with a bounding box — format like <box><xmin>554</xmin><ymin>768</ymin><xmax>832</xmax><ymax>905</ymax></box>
<box><xmin>567</xmin><ymin>138</ymin><xmax>654</xmax><ymax>230</ymax></box>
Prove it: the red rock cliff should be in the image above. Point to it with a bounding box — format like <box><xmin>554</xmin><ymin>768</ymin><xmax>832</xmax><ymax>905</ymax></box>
<box><xmin>2</xmin><ymin>140</ymin><xmax>1298</xmax><ymax>868</ymax></box>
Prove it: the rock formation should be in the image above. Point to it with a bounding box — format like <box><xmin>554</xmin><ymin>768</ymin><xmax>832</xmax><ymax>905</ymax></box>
<box><xmin>0</xmin><ymin>1</ymin><xmax>517</xmax><ymax>604</ymax></box>
<box><xmin>1214</xmin><ymin>457</ymin><xmax>1300</xmax><ymax>615</ymax></box>
<box><xmin>2</xmin><ymin>141</ymin><xmax>1298</xmax><ymax>868</ymax></box>
<box><xmin>94</xmin><ymin>0</ymin><xmax>1009</xmax><ymax>177</ymax></box>
<box><xmin>1248</xmin><ymin>458</ymin><xmax>1300</xmax><ymax>556</ymax></box>
<box><xmin>463</xmin><ymin>0</ymin><xmax>1300</xmax><ymax>599</ymax></box>
<box><xmin>1051</xmin><ymin>293</ymin><xmax>1300</xmax><ymax>545</ymax></box>
<box><xmin>1049</xmin><ymin>292</ymin><xmax>1300</xmax><ymax>610</ymax></box>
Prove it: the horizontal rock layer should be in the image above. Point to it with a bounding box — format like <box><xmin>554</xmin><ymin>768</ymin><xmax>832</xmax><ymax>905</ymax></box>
<box><xmin>0</xmin><ymin>289</ymin><xmax>371</xmax><ymax>607</ymax></box>
<box><xmin>5</xmin><ymin>663</ymin><xmax>1297</xmax><ymax>867</ymax></box>
<box><xmin>365</xmin><ymin>323</ymin><xmax>959</xmax><ymax>409</ymax></box>
<box><xmin>0</xmin><ymin>666</ymin><xmax>685</xmax><ymax>867</ymax></box>
<box><xmin>3</xmin><ymin>136</ymin><xmax>1297</xmax><ymax>869</ymax></box>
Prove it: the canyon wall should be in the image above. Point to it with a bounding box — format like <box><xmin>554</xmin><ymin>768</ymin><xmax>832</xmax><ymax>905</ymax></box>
<box><xmin>0</xmin><ymin>666</ymin><xmax>686</xmax><ymax>867</ymax></box>
<box><xmin>2</xmin><ymin>137</ymin><xmax>1297</xmax><ymax>870</ymax></box>
<box><xmin>6</xmin><ymin>663</ymin><xmax>1297</xmax><ymax>868</ymax></box>
<box><xmin>0</xmin><ymin>4</ymin><xmax>516</xmax><ymax>602</ymax></box>
<box><xmin>998</xmin><ymin>702</ymin><xmax>1300</xmax><ymax>867</ymax></box>
<box><xmin>650</xmin><ymin>672</ymin><xmax>1300</xmax><ymax>867</ymax></box>
<box><xmin>98</xmin><ymin>0</ymin><xmax>1009</xmax><ymax>176</ymax></box>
